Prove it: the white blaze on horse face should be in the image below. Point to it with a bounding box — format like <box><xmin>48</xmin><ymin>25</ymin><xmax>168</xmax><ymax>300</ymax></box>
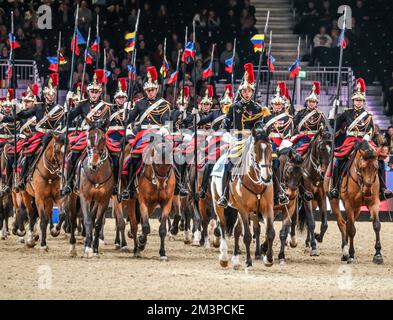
<box><xmin>259</xmin><ymin>142</ymin><xmax>270</xmax><ymax>183</ymax></box>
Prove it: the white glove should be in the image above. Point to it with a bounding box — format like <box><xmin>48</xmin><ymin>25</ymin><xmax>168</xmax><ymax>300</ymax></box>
<box><xmin>66</xmin><ymin>91</ymin><xmax>73</xmax><ymax>102</ymax></box>
<box><xmin>328</xmin><ymin>108</ymin><xmax>335</xmax><ymax>120</ymax></box>
<box><xmin>278</xmin><ymin>139</ymin><xmax>293</xmax><ymax>151</ymax></box>
<box><xmin>0</xmin><ymin>114</ymin><xmax>4</xmax><ymax>122</ymax></box>
<box><xmin>363</xmin><ymin>134</ymin><xmax>371</xmax><ymax>141</ymax></box>
<box><xmin>222</xmin><ymin>132</ymin><xmax>233</xmax><ymax>144</ymax></box>
<box><xmin>191</xmin><ymin>108</ymin><xmax>198</xmax><ymax>115</ymax></box>
<box><xmin>158</xmin><ymin>126</ymin><xmax>169</xmax><ymax>136</ymax></box>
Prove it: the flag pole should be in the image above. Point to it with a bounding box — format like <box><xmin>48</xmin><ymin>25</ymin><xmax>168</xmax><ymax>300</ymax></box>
<box><xmin>254</xmin><ymin>10</ymin><xmax>270</xmax><ymax>101</ymax></box>
<box><xmin>192</xmin><ymin>20</ymin><xmax>198</xmax><ymax>199</ymax></box>
<box><xmin>208</xmin><ymin>43</ymin><xmax>215</xmax><ymax>84</ymax></box>
<box><xmin>103</xmin><ymin>48</ymin><xmax>107</xmax><ymax>99</ymax></box>
<box><xmin>181</xmin><ymin>26</ymin><xmax>188</xmax><ymax>109</ymax></box>
<box><xmin>329</xmin><ymin>7</ymin><xmax>347</xmax><ymax>190</ymax></box>
<box><xmin>95</xmin><ymin>14</ymin><xmax>99</xmax><ymax>70</ymax></box>
<box><xmin>160</xmin><ymin>37</ymin><xmax>167</xmax><ymax>97</ymax></box>
<box><xmin>290</xmin><ymin>36</ymin><xmax>301</xmax><ymax>116</ymax></box>
<box><xmin>231</xmin><ymin>38</ymin><xmax>236</xmax><ymax>97</ymax></box>
<box><xmin>265</xmin><ymin>30</ymin><xmax>272</xmax><ymax>106</ymax></box>
<box><xmin>9</xmin><ymin>11</ymin><xmax>17</xmax><ymax>186</ymax></box>
<box><xmin>56</xmin><ymin>31</ymin><xmax>62</xmax><ymax>104</ymax></box>
<box><xmin>173</xmin><ymin>49</ymin><xmax>182</xmax><ymax>112</ymax></box>
<box><xmin>80</xmin><ymin>27</ymin><xmax>91</xmax><ymax>97</ymax></box>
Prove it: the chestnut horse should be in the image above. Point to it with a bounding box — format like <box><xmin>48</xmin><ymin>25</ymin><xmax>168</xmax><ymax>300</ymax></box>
<box><xmin>324</xmin><ymin>140</ymin><xmax>383</xmax><ymax>264</ymax></box>
<box><xmin>21</xmin><ymin>132</ymin><xmax>65</xmax><ymax>249</ymax></box>
<box><xmin>297</xmin><ymin>129</ymin><xmax>332</xmax><ymax>256</ymax></box>
<box><xmin>126</xmin><ymin>135</ymin><xmax>176</xmax><ymax>260</ymax></box>
<box><xmin>211</xmin><ymin>128</ymin><xmax>275</xmax><ymax>269</ymax></box>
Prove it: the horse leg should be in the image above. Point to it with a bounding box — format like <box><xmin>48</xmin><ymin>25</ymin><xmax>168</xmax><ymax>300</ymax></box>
<box><xmin>137</xmin><ymin>200</ymin><xmax>150</xmax><ymax>252</ymax></box>
<box><xmin>252</xmin><ymin>215</ymin><xmax>261</xmax><ymax>260</ymax></box>
<box><xmin>67</xmin><ymin>196</ymin><xmax>77</xmax><ymax>257</ymax></box>
<box><xmin>231</xmin><ymin>218</ymin><xmax>242</xmax><ymax>270</ymax></box>
<box><xmin>80</xmin><ymin>198</ymin><xmax>94</xmax><ymax>258</ymax></box>
<box><xmin>329</xmin><ymin>197</ymin><xmax>348</xmax><ymax>261</ymax></box>
<box><xmin>238</xmin><ymin>211</ymin><xmax>252</xmax><ymax>269</ymax></box>
<box><xmin>39</xmin><ymin>198</ymin><xmax>53</xmax><ymax>250</ymax></box>
<box><xmin>170</xmin><ymin>197</ymin><xmax>181</xmax><ymax>236</ymax></box>
<box><xmin>303</xmin><ymin>200</ymin><xmax>319</xmax><ymax>256</ymax></box>
<box><xmin>126</xmin><ymin>198</ymin><xmax>139</xmax><ymax>257</ymax></box>
<box><xmin>315</xmin><ymin>195</ymin><xmax>328</xmax><ymax>243</ymax></box>
<box><xmin>346</xmin><ymin>208</ymin><xmax>356</xmax><ymax>264</ymax></box>
<box><xmin>279</xmin><ymin>215</ymin><xmax>291</xmax><ymax>265</ymax></box>
<box><xmin>93</xmin><ymin>205</ymin><xmax>106</xmax><ymax>256</ymax></box>
<box><xmin>289</xmin><ymin>209</ymin><xmax>297</xmax><ymax>248</ymax></box>
<box><xmin>159</xmin><ymin>204</ymin><xmax>171</xmax><ymax>261</ymax></box>
<box><xmin>114</xmin><ymin>200</ymin><xmax>128</xmax><ymax>251</ymax></box>
<box><xmin>263</xmin><ymin>208</ymin><xmax>275</xmax><ymax>267</ymax></box>
<box><xmin>368</xmin><ymin>204</ymin><xmax>383</xmax><ymax>264</ymax></box>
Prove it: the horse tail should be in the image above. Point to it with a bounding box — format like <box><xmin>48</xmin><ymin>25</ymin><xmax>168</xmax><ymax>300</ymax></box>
<box><xmin>297</xmin><ymin>199</ymin><xmax>307</xmax><ymax>233</ymax></box>
<box><xmin>224</xmin><ymin>207</ymin><xmax>238</xmax><ymax>236</ymax></box>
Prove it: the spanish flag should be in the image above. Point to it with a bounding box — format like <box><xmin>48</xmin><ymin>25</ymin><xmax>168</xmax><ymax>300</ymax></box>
<box><xmin>250</xmin><ymin>34</ymin><xmax>264</xmax><ymax>53</ymax></box>
<box><xmin>124</xmin><ymin>31</ymin><xmax>136</xmax><ymax>53</ymax></box>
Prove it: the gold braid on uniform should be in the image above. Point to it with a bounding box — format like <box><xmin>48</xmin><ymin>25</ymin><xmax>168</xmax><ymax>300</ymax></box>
<box><xmin>44</xmin><ymin>105</ymin><xmax>64</xmax><ymax>129</ymax></box>
<box><xmin>147</xmin><ymin>102</ymin><xmax>170</xmax><ymax>125</ymax></box>
<box><xmin>241</xmin><ymin>105</ymin><xmax>270</xmax><ymax>130</ymax></box>
<box><xmin>89</xmin><ymin>104</ymin><xmax>111</xmax><ymax>122</ymax></box>
<box><xmin>303</xmin><ymin>112</ymin><xmax>322</xmax><ymax>130</ymax></box>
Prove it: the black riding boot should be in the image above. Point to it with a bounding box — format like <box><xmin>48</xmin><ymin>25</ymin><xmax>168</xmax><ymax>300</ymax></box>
<box><xmin>121</xmin><ymin>157</ymin><xmax>140</xmax><ymax>200</ymax></box>
<box><xmin>378</xmin><ymin>160</ymin><xmax>393</xmax><ymax>200</ymax></box>
<box><xmin>60</xmin><ymin>154</ymin><xmax>76</xmax><ymax>197</ymax></box>
<box><xmin>0</xmin><ymin>157</ymin><xmax>13</xmax><ymax>196</ymax></box>
<box><xmin>197</xmin><ymin>164</ymin><xmax>213</xmax><ymax>199</ymax></box>
<box><xmin>327</xmin><ymin>160</ymin><xmax>343</xmax><ymax>199</ymax></box>
<box><xmin>217</xmin><ymin>168</ymin><xmax>230</xmax><ymax>208</ymax></box>
<box><xmin>178</xmin><ymin>163</ymin><xmax>189</xmax><ymax>197</ymax></box>
<box><xmin>15</xmin><ymin>156</ymin><xmax>33</xmax><ymax>192</ymax></box>
<box><xmin>111</xmin><ymin>155</ymin><xmax>119</xmax><ymax>195</ymax></box>
<box><xmin>273</xmin><ymin>163</ymin><xmax>288</xmax><ymax>206</ymax></box>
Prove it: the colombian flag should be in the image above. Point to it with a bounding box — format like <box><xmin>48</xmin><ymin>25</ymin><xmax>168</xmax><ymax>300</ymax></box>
<box><xmin>225</xmin><ymin>57</ymin><xmax>233</xmax><ymax>74</ymax></box>
<box><xmin>181</xmin><ymin>42</ymin><xmax>195</xmax><ymax>64</ymax></box>
<box><xmin>288</xmin><ymin>59</ymin><xmax>300</xmax><ymax>79</ymax></box>
<box><xmin>124</xmin><ymin>31</ymin><xmax>136</xmax><ymax>53</ymax></box>
<box><xmin>250</xmin><ymin>34</ymin><xmax>264</xmax><ymax>53</ymax></box>
<box><xmin>167</xmin><ymin>71</ymin><xmax>178</xmax><ymax>85</ymax></box>
<box><xmin>8</xmin><ymin>33</ymin><xmax>20</xmax><ymax>50</ymax></box>
<box><xmin>202</xmin><ymin>63</ymin><xmax>213</xmax><ymax>79</ymax></box>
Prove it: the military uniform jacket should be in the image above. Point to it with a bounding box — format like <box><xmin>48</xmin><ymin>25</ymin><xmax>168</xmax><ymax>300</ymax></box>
<box><xmin>334</xmin><ymin>108</ymin><xmax>374</xmax><ymax>139</ymax></box>
<box><xmin>109</xmin><ymin>104</ymin><xmax>126</xmax><ymax>129</ymax></box>
<box><xmin>0</xmin><ymin>111</ymin><xmax>22</xmax><ymax>140</ymax></box>
<box><xmin>293</xmin><ymin>107</ymin><xmax>327</xmax><ymax>134</ymax></box>
<box><xmin>67</xmin><ymin>99</ymin><xmax>111</xmax><ymax>127</ymax></box>
<box><xmin>170</xmin><ymin>108</ymin><xmax>192</xmax><ymax>132</ymax></box>
<box><xmin>128</xmin><ymin>97</ymin><xmax>171</xmax><ymax>129</ymax></box>
<box><xmin>198</xmin><ymin>109</ymin><xmax>226</xmax><ymax>131</ymax></box>
<box><xmin>264</xmin><ymin>109</ymin><xmax>293</xmax><ymax>140</ymax></box>
<box><xmin>222</xmin><ymin>100</ymin><xmax>265</xmax><ymax>131</ymax></box>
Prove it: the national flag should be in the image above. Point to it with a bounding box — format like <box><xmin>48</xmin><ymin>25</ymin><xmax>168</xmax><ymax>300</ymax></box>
<box><xmin>71</xmin><ymin>29</ymin><xmax>86</xmax><ymax>56</ymax></box>
<box><xmin>6</xmin><ymin>64</ymin><xmax>12</xmax><ymax>83</ymax></box>
<box><xmin>160</xmin><ymin>57</ymin><xmax>170</xmax><ymax>78</ymax></box>
<box><xmin>124</xmin><ymin>31</ymin><xmax>136</xmax><ymax>53</ymax></box>
<box><xmin>288</xmin><ymin>59</ymin><xmax>300</xmax><ymax>79</ymax></box>
<box><xmin>8</xmin><ymin>33</ymin><xmax>20</xmax><ymax>50</ymax></box>
<box><xmin>337</xmin><ymin>30</ymin><xmax>347</xmax><ymax>49</ymax></box>
<box><xmin>59</xmin><ymin>53</ymin><xmax>67</xmax><ymax>65</ymax></box>
<box><xmin>267</xmin><ymin>55</ymin><xmax>275</xmax><ymax>72</ymax></box>
<box><xmin>225</xmin><ymin>57</ymin><xmax>234</xmax><ymax>74</ymax></box>
<box><xmin>250</xmin><ymin>34</ymin><xmax>264</xmax><ymax>53</ymax></box>
<box><xmin>202</xmin><ymin>62</ymin><xmax>213</xmax><ymax>79</ymax></box>
<box><xmin>128</xmin><ymin>64</ymin><xmax>136</xmax><ymax>80</ymax></box>
<box><xmin>91</xmin><ymin>36</ymin><xmax>100</xmax><ymax>53</ymax></box>
<box><xmin>181</xmin><ymin>42</ymin><xmax>195</xmax><ymax>64</ymax></box>
<box><xmin>84</xmin><ymin>50</ymin><xmax>94</xmax><ymax>65</ymax></box>
<box><xmin>167</xmin><ymin>71</ymin><xmax>178</xmax><ymax>85</ymax></box>
<box><xmin>47</xmin><ymin>56</ymin><xmax>58</xmax><ymax>72</ymax></box>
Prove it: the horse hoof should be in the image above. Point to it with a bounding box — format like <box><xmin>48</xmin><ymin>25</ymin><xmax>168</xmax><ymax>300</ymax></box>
<box><xmin>373</xmin><ymin>254</ymin><xmax>384</xmax><ymax>265</ymax></box>
<box><xmin>244</xmin><ymin>266</ymin><xmax>253</xmax><ymax>272</ymax></box>
<box><xmin>1</xmin><ymin>236</ymin><xmax>6</xmax><ymax>240</ymax></box>
<box><xmin>219</xmin><ymin>260</ymin><xmax>229</xmax><ymax>268</ymax></box>
<box><xmin>115</xmin><ymin>244</ymin><xmax>121</xmax><ymax>250</ymax></box>
<box><xmin>279</xmin><ymin>259</ymin><xmax>286</xmax><ymax>266</ymax></box>
<box><xmin>160</xmin><ymin>256</ymin><xmax>168</xmax><ymax>262</ymax></box>
<box><xmin>347</xmin><ymin>257</ymin><xmax>355</xmax><ymax>264</ymax></box>
<box><xmin>50</xmin><ymin>228</ymin><xmax>60</xmax><ymax>238</ymax></box>
<box><xmin>341</xmin><ymin>255</ymin><xmax>349</xmax><ymax>262</ymax></box>
<box><xmin>212</xmin><ymin>237</ymin><xmax>220</xmax><ymax>248</ymax></box>
<box><xmin>93</xmin><ymin>253</ymin><xmax>100</xmax><ymax>258</ymax></box>
<box><xmin>26</xmin><ymin>240</ymin><xmax>35</xmax><ymax>248</ymax></box>
<box><xmin>69</xmin><ymin>246</ymin><xmax>77</xmax><ymax>257</ymax></box>
<box><xmin>133</xmin><ymin>250</ymin><xmax>141</xmax><ymax>258</ymax></box>
<box><xmin>204</xmin><ymin>240</ymin><xmax>211</xmax><ymax>249</ymax></box>
<box><xmin>184</xmin><ymin>239</ymin><xmax>191</xmax><ymax>245</ymax></box>
<box><xmin>263</xmin><ymin>255</ymin><xmax>274</xmax><ymax>267</ymax></box>
<box><xmin>12</xmin><ymin>228</ymin><xmax>18</xmax><ymax>236</ymax></box>
<box><xmin>84</xmin><ymin>248</ymin><xmax>94</xmax><ymax>259</ymax></box>
<box><xmin>289</xmin><ymin>241</ymin><xmax>298</xmax><ymax>248</ymax></box>
<box><xmin>18</xmin><ymin>237</ymin><xmax>25</xmax><ymax>244</ymax></box>
<box><xmin>39</xmin><ymin>245</ymin><xmax>49</xmax><ymax>252</ymax></box>
<box><xmin>17</xmin><ymin>229</ymin><xmax>26</xmax><ymax>237</ymax></box>
<box><xmin>310</xmin><ymin>249</ymin><xmax>320</xmax><ymax>257</ymax></box>
<box><xmin>192</xmin><ymin>240</ymin><xmax>200</xmax><ymax>247</ymax></box>
<box><xmin>127</xmin><ymin>230</ymin><xmax>133</xmax><ymax>239</ymax></box>
<box><xmin>120</xmin><ymin>246</ymin><xmax>129</xmax><ymax>253</ymax></box>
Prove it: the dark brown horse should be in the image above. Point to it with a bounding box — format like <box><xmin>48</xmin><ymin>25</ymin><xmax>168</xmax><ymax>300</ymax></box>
<box><xmin>126</xmin><ymin>135</ymin><xmax>176</xmax><ymax>260</ymax></box>
<box><xmin>211</xmin><ymin>128</ymin><xmax>275</xmax><ymax>270</ymax></box>
<box><xmin>324</xmin><ymin>140</ymin><xmax>383</xmax><ymax>264</ymax></box>
<box><xmin>68</xmin><ymin>120</ymin><xmax>114</xmax><ymax>258</ymax></box>
<box><xmin>297</xmin><ymin>129</ymin><xmax>332</xmax><ymax>256</ymax></box>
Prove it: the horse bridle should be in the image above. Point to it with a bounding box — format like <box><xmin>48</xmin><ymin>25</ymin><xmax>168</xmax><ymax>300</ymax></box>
<box><xmin>248</xmin><ymin>142</ymin><xmax>273</xmax><ymax>185</ymax></box>
<box><xmin>87</xmin><ymin>147</ymin><xmax>108</xmax><ymax>170</ymax></box>
<box><xmin>350</xmin><ymin>154</ymin><xmax>378</xmax><ymax>196</ymax></box>
<box><xmin>36</xmin><ymin>142</ymin><xmax>62</xmax><ymax>184</ymax></box>
<box><xmin>304</xmin><ymin>138</ymin><xmax>329</xmax><ymax>183</ymax></box>
<box><xmin>150</xmin><ymin>162</ymin><xmax>172</xmax><ymax>190</ymax></box>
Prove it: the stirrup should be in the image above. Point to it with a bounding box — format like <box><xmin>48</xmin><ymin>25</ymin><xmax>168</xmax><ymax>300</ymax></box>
<box><xmin>179</xmin><ymin>187</ymin><xmax>189</xmax><ymax>197</ymax></box>
<box><xmin>121</xmin><ymin>190</ymin><xmax>130</xmax><ymax>201</ymax></box>
<box><xmin>380</xmin><ymin>189</ymin><xmax>393</xmax><ymax>201</ymax></box>
<box><xmin>197</xmin><ymin>190</ymin><xmax>206</xmax><ymax>200</ymax></box>
<box><xmin>217</xmin><ymin>196</ymin><xmax>228</xmax><ymax>208</ymax></box>
<box><xmin>327</xmin><ymin>188</ymin><xmax>339</xmax><ymax>200</ymax></box>
<box><xmin>61</xmin><ymin>185</ymin><xmax>72</xmax><ymax>197</ymax></box>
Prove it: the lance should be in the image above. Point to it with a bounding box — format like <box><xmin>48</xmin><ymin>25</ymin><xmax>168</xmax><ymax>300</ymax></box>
<box><xmin>289</xmin><ymin>36</ymin><xmax>301</xmax><ymax>116</ymax></box>
<box><xmin>254</xmin><ymin>10</ymin><xmax>270</xmax><ymax>101</ymax></box>
<box><xmin>80</xmin><ymin>27</ymin><xmax>91</xmax><ymax>96</ymax></box>
<box><xmin>103</xmin><ymin>48</ymin><xmax>107</xmax><ymax>99</ymax></box>
<box><xmin>328</xmin><ymin>7</ymin><xmax>347</xmax><ymax>190</ymax></box>
<box><xmin>61</xmin><ymin>3</ymin><xmax>79</xmax><ymax>192</ymax></box>
<box><xmin>95</xmin><ymin>14</ymin><xmax>100</xmax><ymax>70</ymax></box>
<box><xmin>265</xmin><ymin>30</ymin><xmax>273</xmax><ymax>106</ymax></box>
<box><xmin>208</xmin><ymin>43</ymin><xmax>215</xmax><ymax>84</ymax></box>
<box><xmin>117</xmin><ymin>9</ymin><xmax>140</xmax><ymax>198</ymax></box>
<box><xmin>56</xmin><ymin>31</ymin><xmax>62</xmax><ymax>104</ymax></box>
<box><xmin>9</xmin><ymin>11</ymin><xmax>17</xmax><ymax>185</ymax></box>
<box><xmin>231</xmin><ymin>38</ymin><xmax>236</xmax><ymax>99</ymax></box>
<box><xmin>181</xmin><ymin>27</ymin><xmax>188</xmax><ymax>111</ymax></box>
<box><xmin>173</xmin><ymin>49</ymin><xmax>182</xmax><ymax>112</ymax></box>
<box><xmin>192</xmin><ymin>20</ymin><xmax>198</xmax><ymax>198</ymax></box>
<box><xmin>160</xmin><ymin>37</ymin><xmax>167</xmax><ymax>96</ymax></box>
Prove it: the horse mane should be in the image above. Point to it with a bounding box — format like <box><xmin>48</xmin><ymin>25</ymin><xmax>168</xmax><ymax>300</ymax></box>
<box><xmin>355</xmin><ymin>140</ymin><xmax>376</xmax><ymax>160</ymax></box>
<box><xmin>89</xmin><ymin>119</ymin><xmax>108</xmax><ymax>131</ymax></box>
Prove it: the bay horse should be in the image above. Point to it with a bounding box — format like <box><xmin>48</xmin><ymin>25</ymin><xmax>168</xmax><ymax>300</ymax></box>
<box><xmin>68</xmin><ymin>119</ymin><xmax>114</xmax><ymax>258</ymax></box>
<box><xmin>211</xmin><ymin>127</ymin><xmax>275</xmax><ymax>269</ymax></box>
<box><xmin>297</xmin><ymin>128</ymin><xmax>332</xmax><ymax>256</ymax></box>
<box><xmin>254</xmin><ymin>148</ymin><xmax>303</xmax><ymax>265</ymax></box>
<box><xmin>324</xmin><ymin>140</ymin><xmax>383</xmax><ymax>264</ymax></box>
<box><xmin>126</xmin><ymin>134</ymin><xmax>176</xmax><ymax>260</ymax></box>
<box><xmin>21</xmin><ymin>132</ymin><xmax>65</xmax><ymax>249</ymax></box>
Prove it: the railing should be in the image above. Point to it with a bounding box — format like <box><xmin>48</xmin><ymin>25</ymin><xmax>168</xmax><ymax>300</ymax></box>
<box><xmin>0</xmin><ymin>59</ymin><xmax>39</xmax><ymax>89</ymax></box>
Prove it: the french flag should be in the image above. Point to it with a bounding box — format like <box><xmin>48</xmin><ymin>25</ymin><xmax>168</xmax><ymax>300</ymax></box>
<box><xmin>128</xmin><ymin>64</ymin><xmax>136</xmax><ymax>80</ymax></box>
<box><xmin>181</xmin><ymin>42</ymin><xmax>195</xmax><ymax>64</ymax></box>
<box><xmin>337</xmin><ymin>30</ymin><xmax>347</xmax><ymax>49</ymax></box>
<box><xmin>202</xmin><ymin>63</ymin><xmax>213</xmax><ymax>79</ymax></box>
<box><xmin>225</xmin><ymin>57</ymin><xmax>233</xmax><ymax>74</ymax></box>
<box><xmin>91</xmin><ymin>36</ymin><xmax>100</xmax><ymax>53</ymax></box>
<box><xmin>167</xmin><ymin>71</ymin><xmax>178</xmax><ymax>85</ymax></box>
<box><xmin>288</xmin><ymin>59</ymin><xmax>300</xmax><ymax>79</ymax></box>
<box><xmin>8</xmin><ymin>33</ymin><xmax>20</xmax><ymax>50</ymax></box>
<box><xmin>47</xmin><ymin>56</ymin><xmax>59</xmax><ymax>72</ymax></box>
<box><xmin>85</xmin><ymin>50</ymin><xmax>94</xmax><ymax>65</ymax></box>
<box><xmin>71</xmin><ymin>29</ymin><xmax>86</xmax><ymax>56</ymax></box>
<box><xmin>267</xmin><ymin>55</ymin><xmax>275</xmax><ymax>72</ymax></box>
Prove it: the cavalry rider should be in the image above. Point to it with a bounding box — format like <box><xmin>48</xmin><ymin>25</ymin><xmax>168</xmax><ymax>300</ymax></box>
<box><xmin>195</xmin><ymin>84</ymin><xmax>233</xmax><ymax>199</ymax></box>
<box><xmin>61</xmin><ymin>69</ymin><xmax>114</xmax><ymax>196</ymax></box>
<box><xmin>120</xmin><ymin>66</ymin><xmax>171</xmax><ymax>200</ymax></box>
<box><xmin>218</xmin><ymin>63</ymin><xmax>270</xmax><ymax>208</ymax></box>
<box><xmin>263</xmin><ymin>82</ymin><xmax>294</xmax><ymax>205</ymax></box>
<box><xmin>0</xmin><ymin>73</ymin><xmax>63</xmax><ymax>192</ymax></box>
<box><xmin>0</xmin><ymin>89</ymin><xmax>22</xmax><ymax>196</ymax></box>
<box><xmin>328</xmin><ymin>78</ymin><xmax>393</xmax><ymax>200</ymax></box>
<box><xmin>109</xmin><ymin>77</ymin><xmax>129</xmax><ymax>144</ymax></box>
<box><xmin>170</xmin><ymin>86</ymin><xmax>192</xmax><ymax>197</ymax></box>
<box><xmin>292</xmin><ymin>81</ymin><xmax>327</xmax><ymax>155</ymax></box>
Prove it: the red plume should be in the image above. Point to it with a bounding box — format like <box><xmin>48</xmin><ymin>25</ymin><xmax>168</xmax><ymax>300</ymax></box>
<box><xmin>356</xmin><ymin>78</ymin><xmax>366</xmax><ymax>93</ymax></box>
<box><xmin>22</xmin><ymin>92</ymin><xmax>27</xmax><ymax>97</ymax></box>
<box><xmin>277</xmin><ymin>81</ymin><xmax>286</xmax><ymax>96</ymax></box>
<box><xmin>244</xmin><ymin>63</ymin><xmax>255</xmax><ymax>83</ymax></box>
<box><xmin>207</xmin><ymin>85</ymin><xmax>213</xmax><ymax>97</ymax></box>
<box><xmin>224</xmin><ymin>84</ymin><xmax>233</xmax><ymax>98</ymax></box>
<box><xmin>118</xmin><ymin>77</ymin><xmax>128</xmax><ymax>92</ymax></box>
<box><xmin>313</xmin><ymin>81</ymin><xmax>320</xmax><ymax>95</ymax></box>
<box><xmin>183</xmin><ymin>86</ymin><xmax>190</xmax><ymax>97</ymax></box>
<box><xmin>50</xmin><ymin>73</ymin><xmax>59</xmax><ymax>87</ymax></box>
<box><xmin>285</xmin><ymin>87</ymin><xmax>291</xmax><ymax>101</ymax></box>
<box><xmin>94</xmin><ymin>69</ymin><xmax>107</xmax><ymax>84</ymax></box>
<box><xmin>146</xmin><ymin>66</ymin><xmax>158</xmax><ymax>82</ymax></box>
<box><xmin>7</xmin><ymin>88</ymin><xmax>14</xmax><ymax>100</ymax></box>
<box><xmin>32</xmin><ymin>84</ymin><xmax>39</xmax><ymax>95</ymax></box>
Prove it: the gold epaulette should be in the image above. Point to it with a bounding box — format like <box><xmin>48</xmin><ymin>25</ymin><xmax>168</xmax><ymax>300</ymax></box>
<box><xmin>260</xmin><ymin>106</ymin><xmax>271</xmax><ymax>117</ymax></box>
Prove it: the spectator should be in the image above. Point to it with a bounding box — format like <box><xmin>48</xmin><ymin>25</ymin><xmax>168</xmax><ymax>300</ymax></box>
<box><xmin>219</xmin><ymin>41</ymin><xmax>239</xmax><ymax>72</ymax></box>
<box><xmin>193</xmin><ymin>9</ymin><xmax>207</xmax><ymax>28</ymax></box>
<box><xmin>313</xmin><ymin>26</ymin><xmax>332</xmax><ymax>48</ymax></box>
<box><xmin>352</xmin><ymin>0</ymin><xmax>370</xmax><ymax>22</ymax></box>
<box><xmin>385</xmin><ymin>126</ymin><xmax>393</xmax><ymax>154</ymax></box>
<box><xmin>207</xmin><ymin>10</ymin><xmax>220</xmax><ymax>30</ymax></box>
<box><xmin>319</xmin><ymin>0</ymin><xmax>332</xmax><ymax>27</ymax></box>
<box><xmin>243</xmin><ymin>0</ymin><xmax>256</xmax><ymax>25</ymax></box>
<box><xmin>240</xmin><ymin>8</ymin><xmax>254</xmax><ymax>30</ymax></box>
<box><xmin>78</xmin><ymin>1</ymin><xmax>92</xmax><ymax>32</ymax></box>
